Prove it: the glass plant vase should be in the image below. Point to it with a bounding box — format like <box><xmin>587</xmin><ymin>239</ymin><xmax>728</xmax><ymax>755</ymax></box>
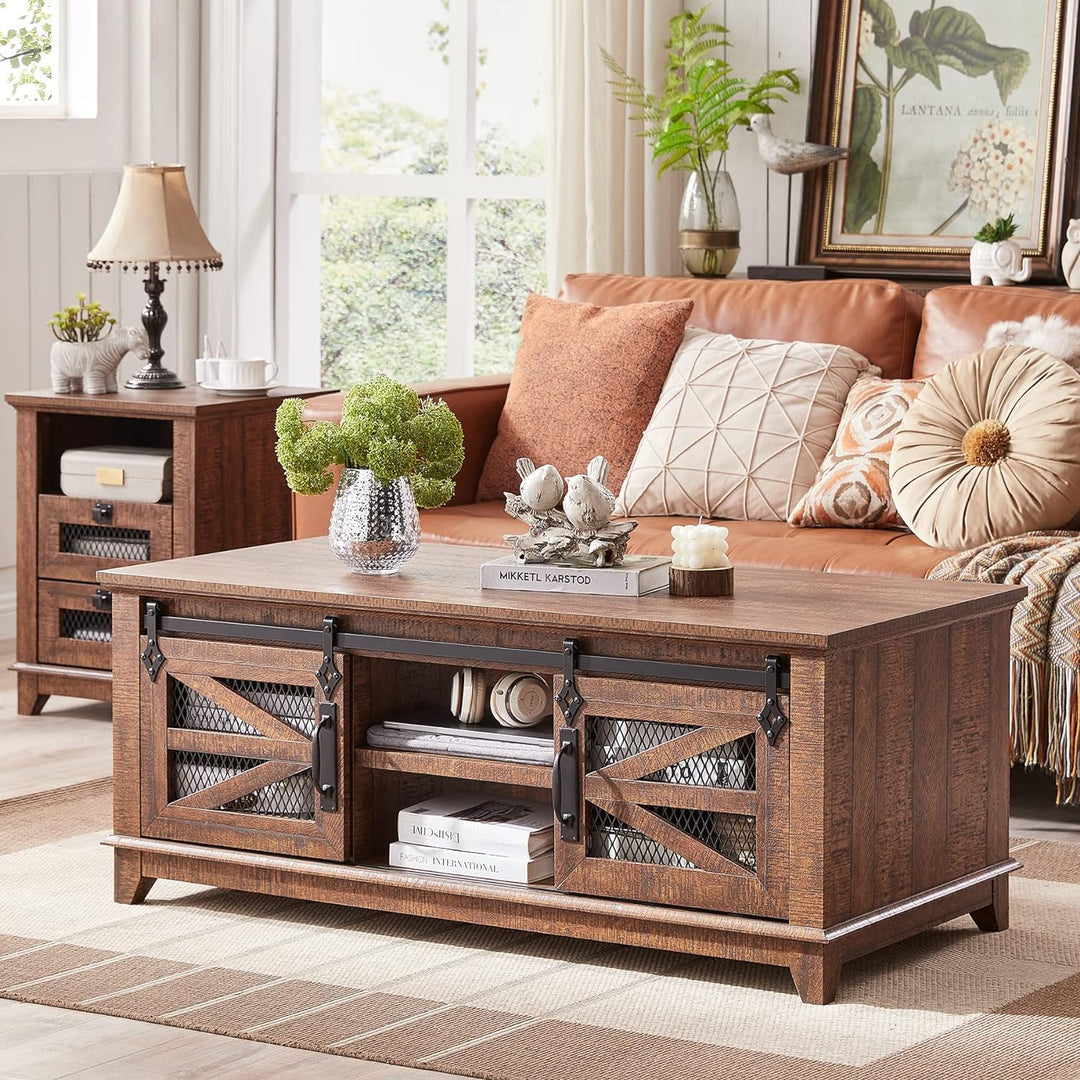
<box><xmin>678</xmin><ymin>169</ymin><xmax>741</xmax><ymax>278</ymax></box>
<box><xmin>328</xmin><ymin>468</ymin><xmax>421</xmax><ymax>575</ymax></box>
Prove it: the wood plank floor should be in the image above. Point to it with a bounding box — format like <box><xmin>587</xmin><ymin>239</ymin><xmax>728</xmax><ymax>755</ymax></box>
<box><xmin>1</xmin><ymin>642</ymin><xmax>1077</xmax><ymax>1077</ymax></box>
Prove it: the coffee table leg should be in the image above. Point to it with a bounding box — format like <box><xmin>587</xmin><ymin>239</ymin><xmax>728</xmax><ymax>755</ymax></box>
<box><xmin>971</xmin><ymin>876</ymin><xmax>1009</xmax><ymax>932</ymax></box>
<box><xmin>114</xmin><ymin>849</ymin><xmax>156</xmax><ymax>905</ymax></box>
<box><xmin>790</xmin><ymin>946</ymin><xmax>842</xmax><ymax>1005</ymax></box>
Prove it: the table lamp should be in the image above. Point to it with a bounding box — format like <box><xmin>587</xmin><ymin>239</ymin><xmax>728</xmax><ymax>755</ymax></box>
<box><xmin>87</xmin><ymin>163</ymin><xmax>222</xmax><ymax>389</ymax></box>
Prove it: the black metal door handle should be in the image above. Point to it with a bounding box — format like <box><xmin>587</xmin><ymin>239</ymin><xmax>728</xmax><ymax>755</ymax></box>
<box><xmin>91</xmin><ymin>501</ymin><xmax>113</xmax><ymax>524</ymax></box>
<box><xmin>91</xmin><ymin>588</ymin><xmax>111</xmax><ymax>611</ymax></box>
<box><xmin>552</xmin><ymin>729</ymin><xmax>579</xmax><ymax>843</ymax></box>
<box><xmin>311</xmin><ymin>702</ymin><xmax>337</xmax><ymax>811</ymax></box>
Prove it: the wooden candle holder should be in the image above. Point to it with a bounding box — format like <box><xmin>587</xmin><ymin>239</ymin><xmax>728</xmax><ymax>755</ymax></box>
<box><xmin>668</xmin><ymin>565</ymin><xmax>734</xmax><ymax>597</ymax></box>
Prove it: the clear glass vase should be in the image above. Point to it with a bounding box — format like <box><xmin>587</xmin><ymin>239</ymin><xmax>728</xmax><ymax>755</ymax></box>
<box><xmin>328</xmin><ymin>468</ymin><xmax>421</xmax><ymax>575</ymax></box>
<box><xmin>678</xmin><ymin>169</ymin><xmax>741</xmax><ymax>278</ymax></box>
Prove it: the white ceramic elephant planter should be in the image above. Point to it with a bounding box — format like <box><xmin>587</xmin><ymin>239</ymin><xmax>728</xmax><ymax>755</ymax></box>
<box><xmin>1061</xmin><ymin>218</ymin><xmax>1080</xmax><ymax>291</ymax></box>
<box><xmin>50</xmin><ymin>326</ymin><xmax>149</xmax><ymax>394</ymax></box>
<box><xmin>970</xmin><ymin>239</ymin><xmax>1032</xmax><ymax>286</ymax></box>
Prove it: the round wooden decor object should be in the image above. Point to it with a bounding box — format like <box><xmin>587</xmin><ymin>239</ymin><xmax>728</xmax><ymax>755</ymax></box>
<box><xmin>668</xmin><ymin>566</ymin><xmax>734</xmax><ymax>597</ymax></box>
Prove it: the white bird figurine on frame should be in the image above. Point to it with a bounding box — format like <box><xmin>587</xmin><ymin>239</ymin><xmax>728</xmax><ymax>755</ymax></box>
<box><xmin>748</xmin><ymin>114</ymin><xmax>848</xmax><ymax>175</ymax></box>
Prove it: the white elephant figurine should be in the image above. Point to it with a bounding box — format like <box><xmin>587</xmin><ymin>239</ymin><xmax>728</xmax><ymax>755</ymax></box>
<box><xmin>970</xmin><ymin>239</ymin><xmax>1032</xmax><ymax>286</ymax></box>
<box><xmin>50</xmin><ymin>326</ymin><xmax>149</xmax><ymax>394</ymax></box>
<box><xmin>1062</xmin><ymin>218</ymin><xmax>1080</xmax><ymax>291</ymax></box>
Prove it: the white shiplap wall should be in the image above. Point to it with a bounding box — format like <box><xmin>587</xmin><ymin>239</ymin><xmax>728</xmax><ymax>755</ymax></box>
<box><xmin>701</xmin><ymin>0</ymin><xmax>821</xmax><ymax>270</ymax></box>
<box><xmin>0</xmin><ymin>0</ymin><xmax>201</xmax><ymax>639</ymax></box>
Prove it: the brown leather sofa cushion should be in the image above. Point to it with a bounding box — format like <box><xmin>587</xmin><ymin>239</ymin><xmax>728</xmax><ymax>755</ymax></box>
<box><xmin>913</xmin><ymin>286</ymin><xmax>1080</xmax><ymax>378</ymax></box>
<box><xmin>562</xmin><ymin>273</ymin><xmax>923</xmax><ymax>379</ymax></box>
<box><xmin>420</xmin><ymin>501</ymin><xmax>953</xmax><ymax>578</ymax></box>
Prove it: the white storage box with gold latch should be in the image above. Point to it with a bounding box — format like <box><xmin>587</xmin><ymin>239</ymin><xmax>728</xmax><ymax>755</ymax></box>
<box><xmin>60</xmin><ymin>445</ymin><xmax>173</xmax><ymax>503</ymax></box>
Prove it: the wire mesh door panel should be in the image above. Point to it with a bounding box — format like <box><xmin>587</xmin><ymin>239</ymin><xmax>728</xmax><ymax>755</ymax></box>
<box><xmin>142</xmin><ymin>636</ymin><xmax>349</xmax><ymax>861</ymax></box>
<box><xmin>38</xmin><ymin>495</ymin><xmax>173</xmax><ymax>582</ymax></box>
<box><xmin>556</xmin><ymin>676</ymin><xmax>789</xmax><ymax>919</ymax></box>
<box><xmin>38</xmin><ymin>580</ymin><xmax>113</xmax><ymax>669</ymax></box>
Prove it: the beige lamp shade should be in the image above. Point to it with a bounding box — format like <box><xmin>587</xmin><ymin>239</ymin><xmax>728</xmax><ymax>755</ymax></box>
<box><xmin>87</xmin><ymin>163</ymin><xmax>222</xmax><ymax>271</ymax></box>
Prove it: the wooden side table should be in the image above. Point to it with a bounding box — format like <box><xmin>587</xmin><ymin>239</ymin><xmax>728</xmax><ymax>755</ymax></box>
<box><xmin>5</xmin><ymin>386</ymin><xmax>328</xmax><ymax>715</ymax></box>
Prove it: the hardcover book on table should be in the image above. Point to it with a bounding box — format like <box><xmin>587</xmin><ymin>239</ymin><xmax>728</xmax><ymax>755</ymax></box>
<box><xmin>479</xmin><ymin>554</ymin><xmax>671</xmax><ymax>596</ymax></box>
<box><xmin>388</xmin><ymin>842</ymin><xmax>555</xmax><ymax>884</ymax></box>
<box><xmin>397</xmin><ymin>793</ymin><xmax>554</xmax><ymax>858</ymax></box>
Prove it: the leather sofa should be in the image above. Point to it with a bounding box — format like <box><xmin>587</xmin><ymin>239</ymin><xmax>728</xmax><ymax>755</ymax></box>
<box><xmin>293</xmin><ymin>274</ymin><xmax>1080</xmax><ymax>578</ymax></box>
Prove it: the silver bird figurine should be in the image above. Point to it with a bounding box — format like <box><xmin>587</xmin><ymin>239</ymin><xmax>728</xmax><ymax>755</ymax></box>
<box><xmin>562</xmin><ymin>455</ymin><xmax>616</xmax><ymax>534</ymax></box>
<box><xmin>748</xmin><ymin>114</ymin><xmax>847</xmax><ymax>176</ymax></box>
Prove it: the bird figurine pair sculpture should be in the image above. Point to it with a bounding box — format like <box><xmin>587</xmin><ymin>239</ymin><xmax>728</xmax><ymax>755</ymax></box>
<box><xmin>503</xmin><ymin>455</ymin><xmax>638</xmax><ymax>566</ymax></box>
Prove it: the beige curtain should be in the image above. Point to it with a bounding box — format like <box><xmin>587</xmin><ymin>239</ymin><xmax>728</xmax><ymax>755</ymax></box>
<box><xmin>548</xmin><ymin>0</ymin><xmax>684</xmax><ymax>292</ymax></box>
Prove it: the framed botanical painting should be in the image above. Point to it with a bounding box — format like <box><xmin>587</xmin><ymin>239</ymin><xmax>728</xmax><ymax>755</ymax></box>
<box><xmin>799</xmin><ymin>0</ymin><xmax>1080</xmax><ymax>277</ymax></box>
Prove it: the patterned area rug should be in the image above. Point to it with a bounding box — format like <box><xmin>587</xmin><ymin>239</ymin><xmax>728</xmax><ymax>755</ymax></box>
<box><xmin>2</xmin><ymin>780</ymin><xmax>1080</xmax><ymax>1079</ymax></box>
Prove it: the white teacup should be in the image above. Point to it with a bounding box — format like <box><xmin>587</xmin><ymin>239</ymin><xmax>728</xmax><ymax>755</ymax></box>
<box><xmin>200</xmin><ymin>357</ymin><xmax>278</xmax><ymax>388</ymax></box>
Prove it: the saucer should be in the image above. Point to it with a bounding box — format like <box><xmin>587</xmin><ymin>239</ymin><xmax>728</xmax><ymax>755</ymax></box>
<box><xmin>201</xmin><ymin>380</ymin><xmax>281</xmax><ymax>397</ymax></box>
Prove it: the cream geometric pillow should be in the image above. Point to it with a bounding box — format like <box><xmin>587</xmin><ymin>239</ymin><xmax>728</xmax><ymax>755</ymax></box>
<box><xmin>615</xmin><ymin>328</ymin><xmax>878</xmax><ymax>521</ymax></box>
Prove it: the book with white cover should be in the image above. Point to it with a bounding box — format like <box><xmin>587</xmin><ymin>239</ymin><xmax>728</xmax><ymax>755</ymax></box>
<box><xmin>397</xmin><ymin>793</ymin><xmax>554</xmax><ymax>858</ymax></box>
<box><xmin>384</xmin><ymin>707</ymin><xmax>552</xmax><ymax>748</ymax></box>
<box><xmin>366</xmin><ymin>725</ymin><xmax>554</xmax><ymax>766</ymax></box>
<box><xmin>480</xmin><ymin>554</ymin><xmax>670</xmax><ymax>596</ymax></box>
<box><xmin>388</xmin><ymin>841</ymin><xmax>554</xmax><ymax>884</ymax></box>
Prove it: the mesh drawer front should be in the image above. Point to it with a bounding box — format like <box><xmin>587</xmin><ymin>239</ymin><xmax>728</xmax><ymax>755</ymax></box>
<box><xmin>169</xmin><ymin>750</ymin><xmax>315</xmax><ymax>820</ymax></box>
<box><xmin>60</xmin><ymin>608</ymin><xmax>112</xmax><ymax>643</ymax></box>
<box><xmin>587</xmin><ymin>716</ymin><xmax>756</xmax><ymax>790</ymax></box>
<box><xmin>60</xmin><ymin>522</ymin><xmax>151</xmax><ymax>562</ymax></box>
<box><xmin>587</xmin><ymin>805</ymin><xmax>757</xmax><ymax>872</ymax></box>
<box><xmin>171</xmin><ymin>680</ymin><xmax>316</xmax><ymax>737</ymax></box>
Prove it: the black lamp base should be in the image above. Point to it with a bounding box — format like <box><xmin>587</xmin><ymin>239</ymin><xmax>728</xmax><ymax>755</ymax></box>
<box><xmin>128</xmin><ymin>262</ymin><xmax>184</xmax><ymax>390</ymax></box>
<box><xmin>125</xmin><ymin>363</ymin><xmax>185</xmax><ymax>390</ymax></box>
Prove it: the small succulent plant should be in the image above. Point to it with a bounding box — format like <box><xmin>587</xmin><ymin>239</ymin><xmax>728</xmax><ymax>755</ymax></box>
<box><xmin>974</xmin><ymin>213</ymin><xmax>1019</xmax><ymax>244</ymax></box>
<box><xmin>275</xmin><ymin>375</ymin><xmax>465</xmax><ymax>508</ymax></box>
<box><xmin>49</xmin><ymin>292</ymin><xmax>116</xmax><ymax>342</ymax></box>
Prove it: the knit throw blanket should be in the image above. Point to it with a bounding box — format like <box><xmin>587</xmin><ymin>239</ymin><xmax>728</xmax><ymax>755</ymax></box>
<box><xmin>932</xmin><ymin>531</ymin><xmax>1080</xmax><ymax>805</ymax></box>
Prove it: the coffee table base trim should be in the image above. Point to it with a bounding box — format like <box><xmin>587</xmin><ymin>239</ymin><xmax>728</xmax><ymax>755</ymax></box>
<box><xmin>105</xmin><ymin>836</ymin><xmax>1017</xmax><ymax>1005</ymax></box>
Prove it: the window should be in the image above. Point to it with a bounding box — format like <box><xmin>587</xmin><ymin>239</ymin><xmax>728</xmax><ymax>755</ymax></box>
<box><xmin>0</xmin><ymin>0</ymin><xmax>62</xmax><ymax>115</ymax></box>
<box><xmin>277</xmin><ymin>0</ymin><xmax>548</xmax><ymax>388</ymax></box>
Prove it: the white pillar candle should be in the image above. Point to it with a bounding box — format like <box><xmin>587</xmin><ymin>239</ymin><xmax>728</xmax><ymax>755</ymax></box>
<box><xmin>670</xmin><ymin>523</ymin><xmax>731</xmax><ymax>570</ymax></box>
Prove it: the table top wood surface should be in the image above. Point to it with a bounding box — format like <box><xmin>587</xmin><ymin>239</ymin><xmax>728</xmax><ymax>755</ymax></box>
<box><xmin>100</xmin><ymin>537</ymin><xmax>1025</xmax><ymax>650</ymax></box>
<box><xmin>4</xmin><ymin>385</ymin><xmax>330</xmax><ymax>418</ymax></box>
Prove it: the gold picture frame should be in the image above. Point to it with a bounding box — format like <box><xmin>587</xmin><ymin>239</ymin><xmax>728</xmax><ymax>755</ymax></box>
<box><xmin>799</xmin><ymin>0</ymin><xmax>1080</xmax><ymax>278</ymax></box>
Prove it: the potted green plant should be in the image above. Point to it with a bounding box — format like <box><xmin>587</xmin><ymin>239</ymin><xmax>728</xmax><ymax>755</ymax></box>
<box><xmin>275</xmin><ymin>376</ymin><xmax>465</xmax><ymax>574</ymax></box>
<box><xmin>48</xmin><ymin>293</ymin><xmax>146</xmax><ymax>394</ymax></box>
<box><xmin>602</xmin><ymin>6</ymin><xmax>799</xmax><ymax>277</ymax></box>
<box><xmin>970</xmin><ymin>213</ymin><xmax>1032</xmax><ymax>286</ymax></box>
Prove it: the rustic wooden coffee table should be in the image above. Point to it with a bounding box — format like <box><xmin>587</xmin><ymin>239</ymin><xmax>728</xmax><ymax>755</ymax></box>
<box><xmin>101</xmin><ymin>539</ymin><xmax>1023</xmax><ymax>1004</ymax></box>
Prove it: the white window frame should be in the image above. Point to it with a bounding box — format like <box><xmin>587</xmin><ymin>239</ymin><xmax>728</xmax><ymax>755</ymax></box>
<box><xmin>0</xmin><ymin>0</ymin><xmax>65</xmax><ymax>117</ymax></box>
<box><xmin>275</xmin><ymin>0</ymin><xmax>546</xmax><ymax>388</ymax></box>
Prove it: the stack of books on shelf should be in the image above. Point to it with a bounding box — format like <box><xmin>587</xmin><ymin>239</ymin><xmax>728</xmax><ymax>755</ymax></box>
<box><xmin>388</xmin><ymin>792</ymin><xmax>555</xmax><ymax>884</ymax></box>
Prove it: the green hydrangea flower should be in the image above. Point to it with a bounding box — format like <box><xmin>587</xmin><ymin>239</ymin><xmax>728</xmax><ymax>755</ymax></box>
<box><xmin>274</xmin><ymin>400</ymin><xmax>345</xmax><ymax>496</ymax></box>
<box><xmin>274</xmin><ymin>376</ymin><xmax>465</xmax><ymax>508</ymax></box>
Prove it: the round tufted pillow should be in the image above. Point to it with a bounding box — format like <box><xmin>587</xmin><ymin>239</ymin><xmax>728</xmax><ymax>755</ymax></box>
<box><xmin>891</xmin><ymin>345</ymin><xmax>1080</xmax><ymax>550</ymax></box>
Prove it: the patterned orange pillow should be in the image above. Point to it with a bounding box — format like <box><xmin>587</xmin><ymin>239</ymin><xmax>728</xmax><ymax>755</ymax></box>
<box><xmin>477</xmin><ymin>294</ymin><xmax>694</xmax><ymax>501</ymax></box>
<box><xmin>788</xmin><ymin>374</ymin><xmax>923</xmax><ymax>529</ymax></box>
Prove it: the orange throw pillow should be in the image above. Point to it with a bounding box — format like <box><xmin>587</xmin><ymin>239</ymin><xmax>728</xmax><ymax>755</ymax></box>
<box><xmin>477</xmin><ymin>293</ymin><xmax>694</xmax><ymax>501</ymax></box>
<box><xmin>788</xmin><ymin>374</ymin><xmax>923</xmax><ymax>529</ymax></box>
